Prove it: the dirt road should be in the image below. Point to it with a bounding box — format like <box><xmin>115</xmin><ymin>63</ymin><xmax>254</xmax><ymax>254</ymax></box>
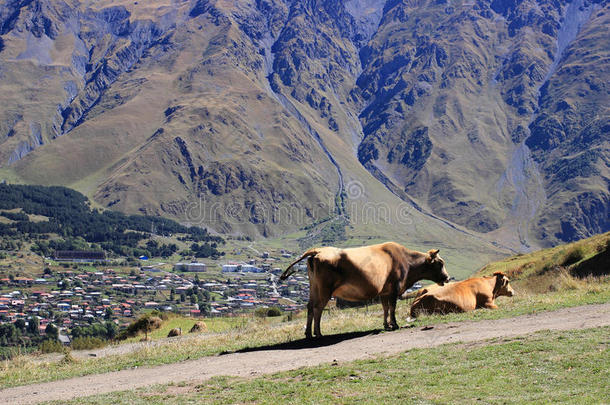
<box><xmin>3</xmin><ymin>303</ymin><xmax>610</xmax><ymax>404</ymax></box>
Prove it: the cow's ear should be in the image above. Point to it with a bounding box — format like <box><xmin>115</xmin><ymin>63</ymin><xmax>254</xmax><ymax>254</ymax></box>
<box><xmin>428</xmin><ymin>249</ymin><xmax>440</xmax><ymax>259</ymax></box>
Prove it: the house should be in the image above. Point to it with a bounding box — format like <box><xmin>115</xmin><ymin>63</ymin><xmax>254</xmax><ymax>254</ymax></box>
<box><xmin>241</xmin><ymin>264</ymin><xmax>262</xmax><ymax>273</ymax></box>
<box><xmin>222</xmin><ymin>264</ymin><xmax>239</xmax><ymax>273</ymax></box>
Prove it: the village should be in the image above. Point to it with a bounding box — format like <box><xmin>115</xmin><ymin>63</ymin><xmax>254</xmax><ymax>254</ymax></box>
<box><xmin>0</xmin><ymin>249</ymin><xmax>312</xmax><ymax>343</ymax></box>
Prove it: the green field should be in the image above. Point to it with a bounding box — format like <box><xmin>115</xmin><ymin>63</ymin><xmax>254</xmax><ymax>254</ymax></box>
<box><xmin>50</xmin><ymin>326</ymin><xmax>610</xmax><ymax>404</ymax></box>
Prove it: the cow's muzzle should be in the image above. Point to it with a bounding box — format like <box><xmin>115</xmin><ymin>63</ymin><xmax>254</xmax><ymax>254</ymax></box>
<box><xmin>437</xmin><ymin>276</ymin><xmax>451</xmax><ymax>286</ymax></box>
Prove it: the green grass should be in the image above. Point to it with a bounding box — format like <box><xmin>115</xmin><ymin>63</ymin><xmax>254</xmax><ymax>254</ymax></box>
<box><xmin>122</xmin><ymin>316</ymin><xmax>257</xmax><ymax>343</ymax></box>
<box><xmin>49</xmin><ymin>326</ymin><xmax>610</xmax><ymax>404</ymax></box>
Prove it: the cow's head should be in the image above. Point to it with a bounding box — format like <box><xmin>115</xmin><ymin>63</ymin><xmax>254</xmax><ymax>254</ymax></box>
<box><xmin>493</xmin><ymin>272</ymin><xmax>515</xmax><ymax>297</ymax></box>
<box><xmin>424</xmin><ymin>249</ymin><xmax>451</xmax><ymax>286</ymax></box>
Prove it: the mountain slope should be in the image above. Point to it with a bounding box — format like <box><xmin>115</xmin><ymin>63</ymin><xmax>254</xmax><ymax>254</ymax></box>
<box><xmin>0</xmin><ymin>0</ymin><xmax>607</xmax><ymax>253</ymax></box>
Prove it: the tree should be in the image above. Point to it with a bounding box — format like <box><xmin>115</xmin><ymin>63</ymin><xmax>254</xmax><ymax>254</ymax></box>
<box><xmin>104</xmin><ymin>307</ymin><xmax>113</xmax><ymax>320</ymax></box>
<box><xmin>105</xmin><ymin>321</ymin><xmax>118</xmax><ymax>340</ymax></box>
<box><xmin>14</xmin><ymin>318</ymin><xmax>26</xmax><ymax>331</ymax></box>
<box><xmin>199</xmin><ymin>302</ymin><xmax>211</xmax><ymax>316</ymax></box>
<box><xmin>27</xmin><ymin>316</ymin><xmax>40</xmax><ymax>335</ymax></box>
<box><xmin>45</xmin><ymin>323</ymin><xmax>59</xmax><ymax>340</ymax></box>
<box><xmin>202</xmin><ymin>289</ymin><xmax>210</xmax><ymax>301</ymax></box>
<box><xmin>0</xmin><ymin>323</ymin><xmax>18</xmax><ymax>342</ymax></box>
<box><xmin>60</xmin><ymin>279</ymin><xmax>71</xmax><ymax>290</ymax></box>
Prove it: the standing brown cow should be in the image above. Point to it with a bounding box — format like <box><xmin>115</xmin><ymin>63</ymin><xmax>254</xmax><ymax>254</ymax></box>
<box><xmin>280</xmin><ymin>242</ymin><xmax>451</xmax><ymax>338</ymax></box>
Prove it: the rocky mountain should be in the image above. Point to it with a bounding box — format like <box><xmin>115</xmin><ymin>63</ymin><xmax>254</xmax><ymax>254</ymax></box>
<box><xmin>0</xmin><ymin>0</ymin><xmax>607</xmax><ymax>252</ymax></box>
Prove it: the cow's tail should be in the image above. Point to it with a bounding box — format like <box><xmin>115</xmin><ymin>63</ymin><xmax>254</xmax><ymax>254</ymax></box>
<box><xmin>279</xmin><ymin>248</ymin><xmax>320</xmax><ymax>281</ymax></box>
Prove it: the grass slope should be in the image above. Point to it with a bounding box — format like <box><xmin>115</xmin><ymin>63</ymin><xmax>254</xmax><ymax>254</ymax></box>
<box><xmin>52</xmin><ymin>326</ymin><xmax>610</xmax><ymax>404</ymax></box>
<box><xmin>477</xmin><ymin>231</ymin><xmax>610</xmax><ymax>293</ymax></box>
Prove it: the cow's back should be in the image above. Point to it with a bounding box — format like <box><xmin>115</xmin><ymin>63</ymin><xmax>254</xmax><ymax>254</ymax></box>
<box><xmin>412</xmin><ymin>277</ymin><xmax>494</xmax><ymax>314</ymax></box>
<box><xmin>414</xmin><ymin>281</ymin><xmax>478</xmax><ymax>312</ymax></box>
<box><xmin>320</xmin><ymin>244</ymin><xmax>394</xmax><ymax>301</ymax></box>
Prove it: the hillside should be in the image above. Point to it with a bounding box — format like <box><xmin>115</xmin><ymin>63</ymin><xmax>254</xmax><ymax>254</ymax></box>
<box><xmin>0</xmin><ymin>183</ymin><xmax>224</xmax><ymax>258</ymax></box>
<box><xmin>0</xmin><ymin>0</ymin><xmax>607</xmax><ymax>254</ymax></box>
<box><xmin>477</xmin><ymin>230</ymin><xmax>610</xmax><ymax>292</ymax></box>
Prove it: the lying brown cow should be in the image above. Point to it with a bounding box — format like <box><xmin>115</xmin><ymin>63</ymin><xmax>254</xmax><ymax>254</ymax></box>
<box><xmin>409</xmin><ymin>272</ymin><xmax>514</xmax><ymax>318</ymax></box>
<box><xmin>280</xmin><ymin>242</ymin><xmax>451</xmax><ymax>338</ymax></box>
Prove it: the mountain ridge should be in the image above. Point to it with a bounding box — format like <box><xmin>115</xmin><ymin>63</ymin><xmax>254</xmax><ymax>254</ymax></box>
<box><xmin>0</xmin><ymin>0</ymin><xmax>607</xmax><ymax>253</ymax></box>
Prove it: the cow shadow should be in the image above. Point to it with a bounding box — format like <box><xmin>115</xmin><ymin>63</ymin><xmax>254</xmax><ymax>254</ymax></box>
<box><xmin>219</xmin><ymin>329</ymin><xmax>383</xmax><ymax>355</ymax></box>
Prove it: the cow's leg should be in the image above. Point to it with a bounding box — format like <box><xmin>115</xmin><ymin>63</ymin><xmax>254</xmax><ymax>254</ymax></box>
<box><xmin>483</xmin><ymin>300</ymin><xmax>498</xmax><ymax>310</ymax></box>
<box><xmin>381</xmin><ymin>296</ymin><xmax>390</xmax><ymax>330</ymax></box>
<box><xmin>305</xmin><ymin>300</ymin><xmax>314</xmax><ymax>339</ymax></box>
<box><xmin>388</xmin><ymin>292</ymin><xmax>399</xmax><ymax>330</ymax></box>
<box><xmin>313</xmin><ymin>288</ymin><xmax>331</xmax><ymax>338</ymax></box>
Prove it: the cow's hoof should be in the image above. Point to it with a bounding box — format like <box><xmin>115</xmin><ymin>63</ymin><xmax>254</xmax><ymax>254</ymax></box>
<box><xmin>383</xmin><ymin>325</ymin><xmax>392</xmax><ymax>331</ymax></box>
<box><xmin>390</xmin><ymin>324</ymin><xmax>399</xmax><ymax>331</ymax></box>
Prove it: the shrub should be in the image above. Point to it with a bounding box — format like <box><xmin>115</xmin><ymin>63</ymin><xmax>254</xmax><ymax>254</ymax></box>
<box><xmin>266</xmin><ymin>307</ymin><xmax>282</xmax><ymax>317</ymax></box>
<box><xmin>150</xmin><ymin>309</ymin><xmax>169</xmax><ymax>321</ymax></box>
<box><xmin>255</xmin><ymin>306</ymin><xmax>282</xmax><ymax>318</ymax></box>
<box><xmin>0</xmin><ymin>346</ymin><xmax>33</xmax><ymax>361</ymax></box>
<box><xmin>562</xmin><ymin>247</ymin><xmax>585</xmax><ymax>266</ymax></box>
<box><xmin>167</xmin><ymin>328</ymin><xmax>182</xmax><ymax>337</ymax></box>
<box><xmin>119</xmin><ymin>315</ymin><xmax>163</xmax><ymax>339</ymax></box>
<box><xmin>71</xmin><ymin>336</ymin><xmax>107</xmax><ymax>350</ymax></box>
<box><xmin>60</xmin><ymin>351</ymin><xmax>78</xmax><ymax>364</ymax></box>
<box><xmin>254</xmin><ymin>307</ymin><xmax>268</xmax><ymax>318</ymax></box>
<box><xmin>39</xmin><ymin>339</ymin><xmax>64</xmax><ymax>353</ymax></box>
<box><xmin>189</xmin><ymin>321</ymin><xmax>207</xmax><ymax>333</ymax></box>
